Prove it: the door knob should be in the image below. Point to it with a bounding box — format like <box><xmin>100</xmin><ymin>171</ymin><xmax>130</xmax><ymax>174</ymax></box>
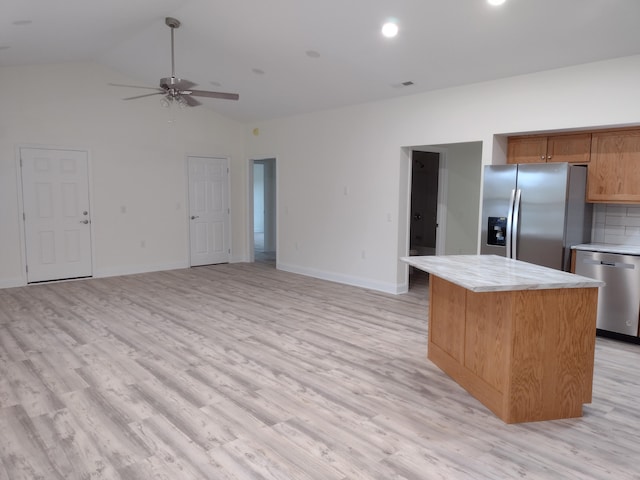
<box><xmin>80</xmin><ymin>219</ymin><xmax>89</xmax><ymax>224</ymax></box>
<box><xmin>190</xmin><ymin>215</ymin><xmax>199</xmax><ymax>220</ymax></box>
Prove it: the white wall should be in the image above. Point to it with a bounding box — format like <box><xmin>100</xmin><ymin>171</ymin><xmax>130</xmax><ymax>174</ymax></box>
<box><xmin>0</xmin><ymin>62</ymin><xmax>246</xmax><ymax>287</ymax></box>
<box><xmin>440</xmin><ymin>142</ymin><xmax>483</xmax><ymax>255</ymax></box>
<box><xmin>244</xmin><ymin>55</ymin><xmax>640</xmax><ymax>293</ymax></box>
<box><xmin>3</xmin><ymin>56</ymin><xmax>640</xmax><ymax>292</ymax></box>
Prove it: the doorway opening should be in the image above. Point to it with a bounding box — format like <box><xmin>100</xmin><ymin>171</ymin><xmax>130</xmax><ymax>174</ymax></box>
<box><xmin>408</xmin><ymin>150</ymin><xmax>442</xmax><ymax>289</ymax></box>
<box><xmin>251</xmin><ymin>158</ymin><xmax>276</xmax><ymax>265</ymax></box>
<box><xmin>399</xmin><ymin>141</ymin><xmax>484</xmax><ymax>293</ymax></box>
<box><xmin>410</xmin><ymin>151</ymin><xmax>440</xmax><ymax>257</ymax></box>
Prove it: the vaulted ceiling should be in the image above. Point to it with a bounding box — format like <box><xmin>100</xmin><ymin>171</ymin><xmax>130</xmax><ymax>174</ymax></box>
<box><xmin>2</xmin><ymin>0</ymin><xmax>640</xmax><ymax>123</ymax></box>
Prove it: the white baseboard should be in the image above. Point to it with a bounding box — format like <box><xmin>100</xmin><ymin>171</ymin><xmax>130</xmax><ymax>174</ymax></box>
<box><xmin>276</xmin><ymin>262</ymin><xmax>403</xmax><ymax>294</ymax></box>
<box><xmin>0</xmin><ymin>277</ymin><xmax>26</xmax><ymax>289</ymax></box>
<box><xmin>2</xmin><ymin>262</ymin><xmax>409</xmax><ymax>295</ymax></box>
<box><xmin>94</xmin><ymin>261</ymin><xmax>189</xmax><ymax>279</ymax></box>
<box><xmin>0</xmin><ymin>263</ymin><xmax>189</xmax><ymax>289</ymax></box>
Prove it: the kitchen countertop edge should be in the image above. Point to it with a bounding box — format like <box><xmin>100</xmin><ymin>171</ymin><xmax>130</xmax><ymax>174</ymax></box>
<box><xmin>401</xmin><ymin>255</ymin><xmax>605</xmax><ymax>293</ymax></box>
<box><xmin>572</xmin><ymin>243</ymin><xmax>640</xmax><ymax>256</ymax></box>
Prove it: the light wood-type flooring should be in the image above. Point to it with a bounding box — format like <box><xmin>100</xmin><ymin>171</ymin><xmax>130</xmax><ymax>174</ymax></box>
<box><xmin>0</xmin><ymin>263</ymin><xmax>639</xmax><ymax>479</ymax></box>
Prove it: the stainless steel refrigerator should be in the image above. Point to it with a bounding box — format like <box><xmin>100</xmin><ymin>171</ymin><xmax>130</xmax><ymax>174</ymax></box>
<box><xmin>480</xmin><ymin>163</ymin><xmax>592</xmax><ymax>271</ymax></box>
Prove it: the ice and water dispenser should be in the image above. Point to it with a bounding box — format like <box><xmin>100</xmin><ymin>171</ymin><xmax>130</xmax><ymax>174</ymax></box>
<box><xmin>487</xmin><ymin>217</ymin><xmax>507</xmax><ymax>247</ymax></box>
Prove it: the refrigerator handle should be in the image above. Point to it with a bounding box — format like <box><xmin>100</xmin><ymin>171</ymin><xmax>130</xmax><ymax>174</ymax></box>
<box><xmin>506</xmin><ymin>189</ymin><xmax>516</xmax><ymax>258</ymax></box>
<box><xmin>512</xmin><ymin>189</ymin><xmax>522</xmax><ymax>260</ymax></box>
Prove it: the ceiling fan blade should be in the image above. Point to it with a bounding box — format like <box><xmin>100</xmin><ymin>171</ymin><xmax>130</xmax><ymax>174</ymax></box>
<box><xmin>188</xmin><ymin>89</ymin><xmax>240</xmax><ymax>101</ymax></box>
<box><xmin>180</xmin><ymin>95</ymin><xmax>202</xmax><ymax>107</ymax></box>
<box><xmin>122</xmin><ymin>92</ymin><xmax>164</xmax><ymax>100</ymax></box>
<box><xmin>160</xmin><ymin>77</ymin><xmax>196</xmax><ymax>90</ymax></box>
<box><xmin>113</xmin><ymin>19</ymin><xmax>239</xmax><ymax>109</ymax></box>
<box><xmin>109</xmin><ymin>82</ymin><xmax>159</xmax><ymax>91</ymax></box>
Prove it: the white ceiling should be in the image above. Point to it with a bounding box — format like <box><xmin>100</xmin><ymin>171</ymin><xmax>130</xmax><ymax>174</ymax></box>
<box><xmin>2</xmin><ymin>0</ymin><xmax>640</xmax><ymax>123</ymax></box>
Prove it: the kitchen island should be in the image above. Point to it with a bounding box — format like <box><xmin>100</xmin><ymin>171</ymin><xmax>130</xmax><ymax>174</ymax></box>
<box><xmin>401</xmin><ymin>255</ymin><xmax>604</xmax><ymax>423</ymax></box>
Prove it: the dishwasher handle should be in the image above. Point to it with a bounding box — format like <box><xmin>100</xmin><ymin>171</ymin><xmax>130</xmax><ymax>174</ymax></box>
<box><xmin>582</xmin><ymin>258</ymin><xmax>636</xmax><ymax>269</ymax></box>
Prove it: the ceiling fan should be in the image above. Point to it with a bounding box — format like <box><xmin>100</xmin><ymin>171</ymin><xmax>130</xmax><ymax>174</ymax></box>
<box><xmin>109</xmin><ymin>17</ymin><xmax>239</xmax><ymax>107</ymax></box>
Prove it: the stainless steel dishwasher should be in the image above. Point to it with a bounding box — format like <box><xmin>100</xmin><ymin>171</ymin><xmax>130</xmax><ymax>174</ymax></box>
<box><xmin>575</xmin><ymin>250</ymin><xmax>640</xmax><ymax>337</ymax></box>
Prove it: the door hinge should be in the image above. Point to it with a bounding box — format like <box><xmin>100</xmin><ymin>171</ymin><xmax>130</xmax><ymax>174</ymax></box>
<box><xmin>227</xmin><ymin>208</ymin><xmax>230</xmax><ymax>214</ymax></box>
<box><xmin>23</xmin><ymin>212</ymin><xmax>26</xmax><ymax>221</ymax></box>
<box><xmin>20</xmin><ymin>157</ymin><xmax>23</xmax><ymax>167</ymax></box>
<box><xmin>25</xmin><ymin>265</ymin><xmax>28</xmax><ymax>273</ymax></box>
<box><xmin>228</xmin><ymin>249</ymin><xmax>231</xmax><ymax>254</ymax></box>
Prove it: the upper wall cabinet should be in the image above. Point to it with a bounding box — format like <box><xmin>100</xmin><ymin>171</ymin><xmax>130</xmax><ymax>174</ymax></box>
<box><xmin>507</xmin><ymin>133</ymin><xmax>591</xmax><ymax>165</ymax></box>
<box><xmin>587</xmin><ymin>129</ymin><xmax>640</xmax><ymax>203</ymax></box>
<box><xmin>507</xmin><ymin>136</ymin><xmax>547</xmax><ymax>164</ymax></box>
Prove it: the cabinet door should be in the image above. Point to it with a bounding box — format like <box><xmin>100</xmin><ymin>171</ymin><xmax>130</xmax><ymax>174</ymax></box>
<box><xmin>588</xmin><ymin>129</ymin><xmax>640</xmax><ymax>203</ymax></box>
<box><xmin>547</xmin><ymin>133</ymin><xmax>591</xmax><ymax>163</ymax></box>
<box><xmin>507</xmin><ymin>137</ymin><xmax>547</xmax><ymax>164</ymax></box>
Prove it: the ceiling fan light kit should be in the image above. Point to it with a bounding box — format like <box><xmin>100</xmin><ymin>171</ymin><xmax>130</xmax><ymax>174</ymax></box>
<box><xmin>109</xmin><ymin>17</ymin><xmax>239</xmax><ymax>108</ymax></box>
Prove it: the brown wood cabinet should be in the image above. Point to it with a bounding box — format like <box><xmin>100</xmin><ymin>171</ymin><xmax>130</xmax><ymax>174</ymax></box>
<box><xmin>587</xmin><ymin>129</ymin><xmax>640</xmax><ymax>203</ymax></box>
<box><xmin>507</xmin><ymin>133</ymin><xmax>591</xmax><ymax>165</ymax></box>
<box><xmin>507</xmin><ymin>136</ymin><xmax>547</xmax><ymax>164</ymax></box>
<box><xmin>428</xmin><ymin>275</ymin><xmax>597</xmax><ymax>423</ymax></box>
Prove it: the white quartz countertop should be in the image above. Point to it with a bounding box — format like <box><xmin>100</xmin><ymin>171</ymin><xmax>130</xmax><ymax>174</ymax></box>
<box><xmin>571</xmin><ymin>243</ymin><xmax>640</xmax><ymax>256</ymax></box>
<box><xmin>401</xmin><ymin>255</ymin><xmax>605</xmax><ymax>292</ymax></box>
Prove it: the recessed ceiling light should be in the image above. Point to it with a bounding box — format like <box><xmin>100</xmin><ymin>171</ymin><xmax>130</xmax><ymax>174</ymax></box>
<box><xmin>381</xmin><ymin>21</ymin><xmax>399</xmax><ymax>38</ymax></box>
<box><xmin>487</xmin><ymin>0</ymin><xmax>507</xmax><ymax>6</ymax></box>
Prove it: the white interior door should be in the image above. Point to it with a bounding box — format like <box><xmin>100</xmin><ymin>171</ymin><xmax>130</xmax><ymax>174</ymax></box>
<box><xmin>20</xmin><ymin>147</ymin><xmax>92</xmax><ymax>283</ymax></box>
<box><xmin>188</xmin><ymin>156</ymin><xmax>230</xmax><ymax>266</ymax></box>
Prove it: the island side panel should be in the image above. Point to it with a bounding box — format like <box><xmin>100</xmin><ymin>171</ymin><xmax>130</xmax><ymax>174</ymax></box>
<box><xmin>576</xmin><ymin>288</ymin><xmax>598</xmax><ymax>404</ymax></box>
<box><xmin>465</xmin><ymin>290</ymin><xmax>513</xmax><ymax>410</ymax></box>
<box><xmin>428</xmin><ymin>276</ymin><xmax>466</xmax><ymax>364</ymax></box>
<box><xmin>428</xmin><ymin>276</ymin><xmax>508</xmax><ymax>420</ymax></box>
<box><xmin>427</xmin><ymin>274</ymin><xmax>598</xmax><ymax>424</ymax></box>
<box><xmin>507</xmin><ymin>288</ymin><xmax>597</xmax><ymax>423</ymax></box>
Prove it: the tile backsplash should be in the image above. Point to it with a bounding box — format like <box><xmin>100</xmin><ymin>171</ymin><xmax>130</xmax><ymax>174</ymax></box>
<box><xmin>592</xmin><ymin>204</ymin><xmax>640</xmax><ymax>245</ymax></box>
